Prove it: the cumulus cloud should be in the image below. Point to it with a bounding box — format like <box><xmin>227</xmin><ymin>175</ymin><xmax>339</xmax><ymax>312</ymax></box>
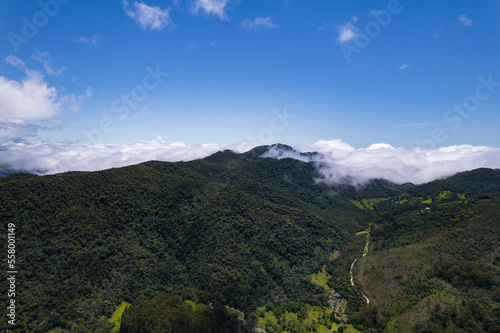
<box><xmin>0</xmin><ymin>69</ymin><xmax>62</xmax><ymax>121</ymax></box>
<box><xmin>123</xmin><ymin>0</ymin><xmax>174</xmax><ymax>30</ymax></box>
<box><xmin>337</xmin><ymin>17</ymin><xmax>359</xmax><ymax>43</ymax></box>
<box><xmin>458</xmin><ymin>14</ymin><xmax>472</xmax><ymax>26</ymax></box>
<box><xmin>191</xmin><ymin>0</ymin><xmax>229</xmax><ymax>20</ymax></box>
<box><xmin>242</xmin><ymin>17</ymin><xmax>278</xmax><ymax>30</ymax></box>
<box><xmin>0</xmin><ymin>56</ymin><xmax>92</xmax><ymax>120</ymax></box>
<box><xmin>263</xmin><ymin>140</ymin><xmax>500</xmax><ymax>185</ymax></box>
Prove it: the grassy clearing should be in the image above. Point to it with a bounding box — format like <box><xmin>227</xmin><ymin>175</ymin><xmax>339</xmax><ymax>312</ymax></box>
<box><xmin>109</xmin><ymin>301</ymin><xmax>131</xmax><ymax>333</ymax></box>
<box><xmin>439</xmin><ymin>190</ymin><xmax>452</xmax><ymax>199</ymax></box>
<box><xmin>351</xmin><ymin>198</ymin><xmax>388</xmax><ymax>210</ymax></box>
<box><xmin>316</xmin><ymin>324</ymin><xmax>332</xmax><ymax>332</ymax></box>
<box><xmin>256</xmin><ymin>307</ymin><xmax>278</xmax><ymax>328</ymax></box>
<box><xmin>351</xmin><ymin>200</ymin><xmax>365</xmax><ymax>209</ymax></box>
<box><xmin>311</xmin><ymin>265</ymin><xmax>332</xmax><ymax>291</ymax></box>
<box><xmin>185</xmin><ymin>300</ymin><xmax>210</xmax><ymax>312</ymax></box>
<box><xmin>421</xmin><ymin>197</ymin><xmax>432</xmax><ymax>204</ymax></box>
<box><xmin>345</xmin><ymin>325</ymin><xmax>362</xmax><ymax>332</ymax></box>
<box><xmin>329</xmin><ymin>250</ymin><xmax>341</xmax><ymax>261</ymax></box>
<box><xmin>255</xmin><ymin>305</ymin><xmax>337</xmax><ymax>332</ymax></box>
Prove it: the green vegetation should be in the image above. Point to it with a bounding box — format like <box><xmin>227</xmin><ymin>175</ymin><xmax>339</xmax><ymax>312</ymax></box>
<box><xmin>351</xmin><ymin>198</ymin><xmax>388</xmax><ymax>210</ymax></box>
<box><xmin>434</xmin><ymin>258</ymin><xmax>497</xmax><ymax>288</ymax></box>
<box><xmin>422</xmin><ymin>197</ymin><xmax>432</xmax><ymax>204</ymax></box>
<box><xmin>0</xmin><ymin>146</ymin><xmax>499</xmax><ymax>332</ymax></box>
<box><xmin>329</xmin><ymin>251</ymin><xmax>341</xmax><ymax>262</ymax></box>
<box><xmin>254</xmin><ymin>304</ymin><xmax>335</xmax><ymax>333</ymax></box>
<box><xmin>363</xmin><ymin>198</ymin><xmax>500</xmax><ymax>331</ymax></box>
<box><xmin>0</xmin><ymin>151</ymin><xmax>369</xmax><ymax>332</ymax></box>
<box><xmin>351</xmin><ymin>200</ymin><xmax>365</xmax><ymax>209</ymax></box>
<box><xmin>438</xmin><ymin>190</ymin><xmax>453</xmax><ymax>199</ymax></box>
<box><xmin>110</xmin><ymin>302</ymin><xmax>131</xmax><ymax>333</ymax></box>
<box><xmin>311</xmin><ymin>265</ymin><xmax>332</xmax><ymax>291</ymax></box>
<box><xmin>119</xmin><ymin>293</ymin><xmax>243</xmax><ymax>333</ymax></box>
<box><xmin>354</xmin><ymin>304</ymin><xmax>387</xmax><ymax>331</ymax></box>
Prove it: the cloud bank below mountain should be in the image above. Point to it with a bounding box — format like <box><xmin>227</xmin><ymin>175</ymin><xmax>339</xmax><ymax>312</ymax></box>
<box><xmin>261</xmin><ymin>140</ymin><xmax>500</xmax><ymax>185</ymax></box>
<box><xmin>1</xmin><ymin>139</ymin><xmax>500</xmax><ymax>185</ymax></box>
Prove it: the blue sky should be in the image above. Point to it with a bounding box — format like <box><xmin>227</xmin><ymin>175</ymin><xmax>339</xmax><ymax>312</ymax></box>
<box><xmin>1</xmin><ymin>0</ymin><xmax>500</xmax><ymax>181</ymax></box>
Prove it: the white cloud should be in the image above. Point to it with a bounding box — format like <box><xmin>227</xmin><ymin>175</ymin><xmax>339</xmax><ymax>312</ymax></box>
<box><xmin>123</xmin><ymin>0</ymin><xmax>174</xmax><ymax>30</ymax></box>
<box><xmin>74</xmin><ymin>36</ymin><xmax>88</xmax><ymax>43</ymax></box>
<box><xmin>318</xmin><ymin>21</ymin><xmax>332</xmax><ymax>32</ymax></box>
<box><xmin>91</xmin><ymin>34</ymin><xmax>103</xmax><ymax>48</ymax></box>
<box><xmin>0</xmin><ymin>140</ymin><xmax>221</xmax><ymax>174</ymax></box>
<box><xmin>264</xmin><ymin>140</ymin><xmax>500</xmax><ymax>185</ymax></box>
<box><xmin>399</xmin><ymin>63</ymin><xmax>408</xmax><ymax>71</ymax></box>
<box><xmin>191</xmin><ymin>0</ymin><xmax>229</xmax><ymax>20</ymax></box>
<box><xmin>2</xmin><ymin>139</ymin><xmax>500</xmax><ymax>186</ymax></box>
<box><xmin>31</xmin><ymin>51</ymin><xmax>66</xmax><ymax>76</ymax></box>
<box><xmin>59</xmin><ymin>86</ymin><xmax>94</xmax><ymax>113</ymax></box>
<box><xmin>337</xmin><ymin>17</ymin><xmax>359</xmax><ymax>43</ymax></box>
<box><xmin>74</xmin><ymin>34</ymin><xmax>103</xmax><ymax>48</ymax></box>
<box><xmin>0</xmin><ymin>56</ymin><xmax>92</xmax><ymax>120</ymax></box>
<box><xmin>5</xmin><ymin>55</ymin><xmax>26</xmax><ymax>70</ymax></box>
<box><xmin>458</xmin><ymin>14</ymin><xmax>472</xmax><ymax>26</ymax></box>
<box><xmin>242</xmin><ymin>17</ymin><xmax>278</xmax><ymax>30</ymax></box>
<box><xmin>0</xmin><ymin>70</ymin><xmax>62</xmax><ymax>121</ymax></box>
<box><xmin>0</xmin><ymin>122</ymin><xmax>40</xmax><ymax>143</ymax></box>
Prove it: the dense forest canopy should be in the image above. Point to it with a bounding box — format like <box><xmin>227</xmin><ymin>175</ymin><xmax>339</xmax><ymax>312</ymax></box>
<box><xmin>1</xmin><ymin>146</ymin><xmax>499</xmax><ymax>332</ymax></box>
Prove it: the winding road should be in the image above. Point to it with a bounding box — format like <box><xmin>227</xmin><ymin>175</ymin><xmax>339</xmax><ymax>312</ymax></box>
<box><xmin>350</xmin><ymin>258</ymin><xmax>357</xmax><ymax>287</ymax></box>
<box><xmin>350</xmin><ymin>237</ymin><xmax>370</xmax><ymax>304</ymax></box>
<box><xmin>225</xmin><ymin>306</ymin><xmax>245</xmax><ymax>323</ymax></box>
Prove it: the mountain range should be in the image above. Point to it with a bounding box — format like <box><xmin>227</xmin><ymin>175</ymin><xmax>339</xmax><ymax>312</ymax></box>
<box><xmin>1</xmin><ymin>144</ymin><xmax>499</xmax><ymax>333</ymax></box>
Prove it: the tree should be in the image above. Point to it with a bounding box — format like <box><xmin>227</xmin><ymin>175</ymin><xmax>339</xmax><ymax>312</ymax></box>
<box><xmin>354</xmin><ymin>304</ymin><xmax>387</xmax><ymax>330</ymax></box>
<box><xmin>120</xmin><ymin>293</ymin><xmax>244</xmax><ymax>333</ymax></box>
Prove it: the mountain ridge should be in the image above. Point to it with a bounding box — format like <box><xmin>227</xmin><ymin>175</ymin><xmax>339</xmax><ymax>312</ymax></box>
<box><xmin>2</xmin><ymin>143</ymin><xmax>499</xmax><ymax>195</ymax></box>
<box><xmin>0</xmin><ymin>145</ymin><xmax>499</xmax><ymax>332</ymax></box>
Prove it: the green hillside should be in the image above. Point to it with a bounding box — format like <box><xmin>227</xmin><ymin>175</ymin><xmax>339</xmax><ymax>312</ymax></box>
<box><xmin>0</xmin><ymin>155</ymin><xmax>369</xmax><ymax>332</ymax></box>
<box><xmin>357</xmin><ymin>197</ymin><xmax>500</xmax><ymax>332</ymax></box>
<box><xmin>1</xmin><ymin>146</ymin><xmax>499</xmax><ymax>332</ymax></box>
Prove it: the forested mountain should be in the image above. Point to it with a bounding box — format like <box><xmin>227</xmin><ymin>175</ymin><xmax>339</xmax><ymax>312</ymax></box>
<box><xmin>0</xmin><ymin>145</ymin><xmax>499</xmax><ymax>332</ymax></box>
